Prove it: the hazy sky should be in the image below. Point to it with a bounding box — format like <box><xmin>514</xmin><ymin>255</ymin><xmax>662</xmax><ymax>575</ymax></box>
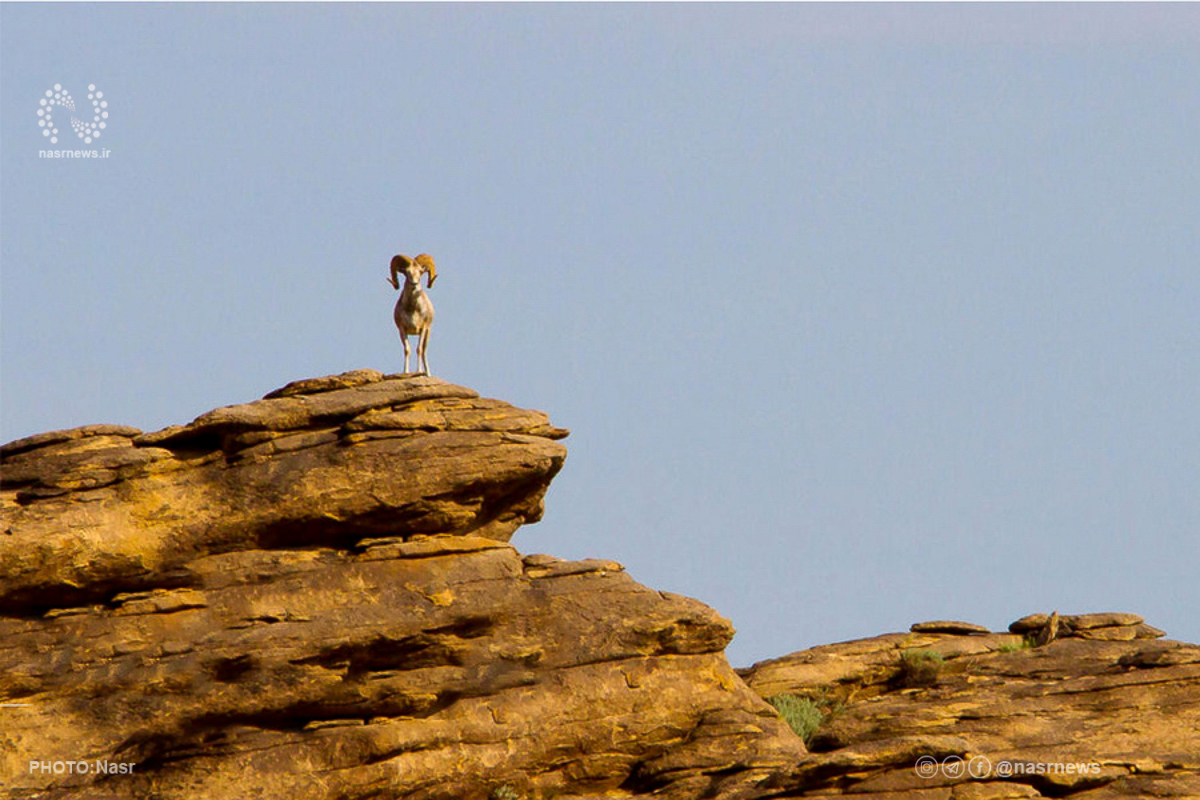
<box><xmin>3</xmin><ymin>3</ymin><xmax>1198</xmax><ymax>666</ymax></box>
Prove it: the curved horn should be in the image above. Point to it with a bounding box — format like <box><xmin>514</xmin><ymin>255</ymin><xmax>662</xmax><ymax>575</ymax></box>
<box><xmin>415</xmin><ymin>253</ymin><xmax>437</xmax><ymax>288</ymax></box>
<box><xmin>389</xmin><ymin>254</ymin><xmax>413</xmax><ymax>290</ymax></box>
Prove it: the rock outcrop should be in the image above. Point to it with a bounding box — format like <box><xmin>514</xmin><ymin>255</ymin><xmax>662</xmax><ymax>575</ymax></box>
<box><xmin>740</xmin><ymin>616</ymin><xmax>1200</xmax><ymax>799</ymax></box>
<box><xmin>0</xmin><ymin>370</ymin><xmax>567</xmax><ymax>615</ymax></box>
<box><xmin>3</xmin><ymin>370</ymin><xmax>1197</xmax><ymax>800</ymax></box>
<box><xmin>0</xmin><ymin>371</ymin><xmax>801</xmax><ymax>799</ymax></box>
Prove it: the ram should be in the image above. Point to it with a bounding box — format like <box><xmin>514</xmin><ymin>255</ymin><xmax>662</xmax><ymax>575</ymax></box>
<box><xmin>387</xmin><ymin>253</ymin><xmax>437</xmax><ymax>375</ymax></box>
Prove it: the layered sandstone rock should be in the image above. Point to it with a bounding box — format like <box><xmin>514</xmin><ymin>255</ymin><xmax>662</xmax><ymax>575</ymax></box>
<box><xmin>740</xmin><ymin>617</ymin><xmax>1200</xmax><ymax>799</ymax></box>
<box><xmin>0</xmin><ymin>371</ymin><xmax>567</xmax><ymax>614</ymax></box>
<box><xmin>3</xmin><ymin>371</ymin><xmax>1196</xmax><ymax>800</ymax></box>
<box><xmin>0</xmin><ymin>371</ymin><xmax>801</xmax><ymax>799</ymax></box>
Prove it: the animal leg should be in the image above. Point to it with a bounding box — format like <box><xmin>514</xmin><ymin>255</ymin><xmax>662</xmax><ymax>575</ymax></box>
<box><xmin>418</xmin><ymin>329</ymin><xmax>431</xmax><ymax>376</ymax></box>
<box><xmin>401</xmin><ymin>332</ymin><xmax>412</xmax><ymax>373</ymax></box>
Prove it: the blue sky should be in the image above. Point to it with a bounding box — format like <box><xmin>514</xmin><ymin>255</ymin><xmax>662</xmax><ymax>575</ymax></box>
<box><xmin>2</xmin><ymin>3</ymin><xmax>1198</xmax><ymax>666</ymax></box>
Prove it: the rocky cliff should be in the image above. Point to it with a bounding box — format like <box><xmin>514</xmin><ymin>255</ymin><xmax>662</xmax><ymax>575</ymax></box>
<box><xmin>0</xmin><ymin>371</ymin><xmax>800</xmax><ymax>799</ymax></box>
<box><xmin>1</xmin><ymin>371</ymin><xmax>1195</xmax><ymax>800</ymax></box>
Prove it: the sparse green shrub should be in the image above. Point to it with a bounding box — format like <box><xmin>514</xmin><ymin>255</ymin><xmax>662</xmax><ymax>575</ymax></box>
<box><xmin>898</xmin><ymin>649</ymin><xmax>944</xmax><ymax>688</ymax></box>
<box><xmin>997</xmin><ymin>638</ymin><xmax>1034</xmax><ymax>653</ymax></box>
<box><xmin>490</xmin><ymin>786</ymin><xmax>520</xmax><ymax>800</ymax></box>
<box><xmin>766</xmin><ymin>694</ymin><xmax>825</xmax><ymax>743</ymax></box>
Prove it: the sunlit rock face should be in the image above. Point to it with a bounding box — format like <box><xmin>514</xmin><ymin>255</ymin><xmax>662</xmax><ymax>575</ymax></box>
<box><xmin>0</xmin><ymin>371</ymin><xmax>801</xmax><ymax>800</ymax></box>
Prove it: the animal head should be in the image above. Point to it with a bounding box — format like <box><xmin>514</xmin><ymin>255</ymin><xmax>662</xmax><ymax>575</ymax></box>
<box><xmin>388</xmin><ymin>253</ymin><xmax>437</xmax><ymax>290</ymax></box>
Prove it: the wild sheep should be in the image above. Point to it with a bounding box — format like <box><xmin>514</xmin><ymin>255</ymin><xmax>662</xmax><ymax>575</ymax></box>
<box><xmin>387</xmin><ymin>253</ymin><xmax>437</xmax><ymax>375</ymax></box>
